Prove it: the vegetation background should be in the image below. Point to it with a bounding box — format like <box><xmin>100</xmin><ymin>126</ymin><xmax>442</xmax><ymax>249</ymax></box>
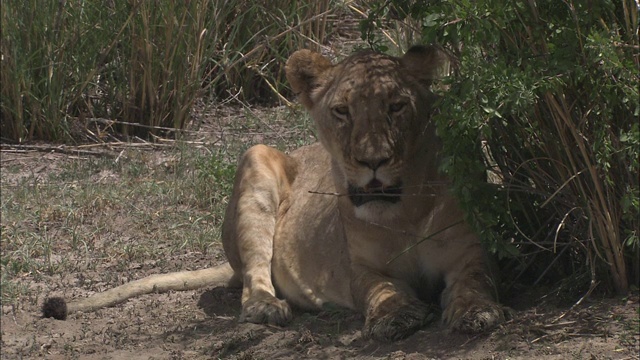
<box><xmin>361</xmin><ymin>0</ymin><xmax>639</xmax><ymax>298</ymax></box>
<box><xmin>1</xmin><ymin>0</ymin><xmax>638</xmax><ymax>316</ymax></box>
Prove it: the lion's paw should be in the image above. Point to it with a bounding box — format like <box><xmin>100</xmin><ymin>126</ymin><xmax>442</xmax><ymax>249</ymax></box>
<box><xmin>446</xmin><ymin>300</ymin><xmax>511</xmax><ymax>333</ymax></box>
<box><xmin>363</xmin><ymin>301</ymin><xmax>436</xmax><ymax>341</ymax></box>
<box><xmin>240</xmin><ymin>294</ymin><xmax>292</xmax><ymax>326</ymax></box>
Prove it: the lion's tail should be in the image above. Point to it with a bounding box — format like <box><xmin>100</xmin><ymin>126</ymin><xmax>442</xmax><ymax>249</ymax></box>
<box><xmin>42</xmin><ymin>262</ymin><xmax>239</xmax><ymax>320</ymax></box>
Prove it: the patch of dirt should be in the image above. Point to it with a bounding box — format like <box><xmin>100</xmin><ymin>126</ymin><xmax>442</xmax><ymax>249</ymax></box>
<box><xmin>1</xmin><ymin>265</ymin><xmax>638</xmax><ymax>360</ymax></box>
<box><xmin>0</xmin><ymin>150</ymin><xmax>72</xmax><ymax>186</ymax></box>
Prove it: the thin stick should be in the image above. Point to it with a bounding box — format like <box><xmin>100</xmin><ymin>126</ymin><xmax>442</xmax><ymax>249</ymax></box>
<box><xmin>386</xmin><ymin>221</ymin><xmax>464</xmax><ymax>264</ymax></box>
<box><xmin>0</xmin><ymin>145</ymin><xmax>113</xmax><ymax>157</ymax></box>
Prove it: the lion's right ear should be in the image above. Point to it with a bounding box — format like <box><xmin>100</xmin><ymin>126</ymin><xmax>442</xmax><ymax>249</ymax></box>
<box><xmin>285</xmin><ymin>50</ymin><xmax>333</xmax><ymax>109</ymax></box>
<box><xmin>400</xmin><ymin>45</ymin><xmax>450</xmax><ymax>87</ymax></box>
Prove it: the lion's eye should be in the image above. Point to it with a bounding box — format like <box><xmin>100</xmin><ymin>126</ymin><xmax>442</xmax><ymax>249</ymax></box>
<box><xmin>389</xmin><ymin>102</ymin><xmax>406</xmax><ymax>113</ymax></box>
<box><xmin>332</xmin><ymin>106</ymin><xmax>349</xmax><ymax>120</ymax></box>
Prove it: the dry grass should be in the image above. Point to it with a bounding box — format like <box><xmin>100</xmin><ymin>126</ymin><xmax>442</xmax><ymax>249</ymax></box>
<box><xmin>0</xmin><ymin>0</ymin><xmax>335</xmax><ymax>142</ymax></box>
<box><xmin>0</xmin><ymin>105</ymin><xmax>314</xmax><ymax>306</ymax></box>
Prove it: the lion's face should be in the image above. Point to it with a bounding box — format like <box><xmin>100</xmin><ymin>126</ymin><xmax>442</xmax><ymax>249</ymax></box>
<box><xmin>286</xmin><ymin>46</ymin><xmax>446</xmax><ymax>219</ymax></box>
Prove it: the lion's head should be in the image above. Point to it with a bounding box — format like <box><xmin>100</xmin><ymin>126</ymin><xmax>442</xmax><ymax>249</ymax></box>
<box><xmin>286</xmin><ymin>46</ymin><xmax>448</xmax><ymax>220</ymax></box>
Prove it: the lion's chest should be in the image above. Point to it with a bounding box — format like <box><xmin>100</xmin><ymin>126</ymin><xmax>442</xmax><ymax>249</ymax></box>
<box><xmin>340</xmin><ymin>195</ymin><xmax>479</xmax><ymax>284</ymax></box>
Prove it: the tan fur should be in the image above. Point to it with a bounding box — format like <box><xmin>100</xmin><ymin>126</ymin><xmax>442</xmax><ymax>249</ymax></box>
<box><xmin>43</xmin><ymin>46</ymin><xmax>508</xmax><ymax>341</ymax></box>
<box><xmin>223</xmin><ymin>45</ymin><xmax>508</xmax><ymax>340</ymax></box>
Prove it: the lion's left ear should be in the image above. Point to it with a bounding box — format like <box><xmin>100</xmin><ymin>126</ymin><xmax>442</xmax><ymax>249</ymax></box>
<box><xmin>285</xmin><ymin>50</ymin><xmax>333</xmax><ymax>109</ymax></box>
<box><xmin>400</xmin><ymin>45</ymin><xmax>449</xmax><ymax>86</ymax></box>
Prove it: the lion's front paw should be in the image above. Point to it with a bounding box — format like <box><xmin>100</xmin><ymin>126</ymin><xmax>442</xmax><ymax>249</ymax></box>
<box><xmin>363</xmin><ymin>301</ymin><xmax>436</xmax><ymax>341</ymax></box>
<box><xmin>240</xmin><ymin>293</ymin><xmax>292</xmax><ymax>326</ymax></box>
<box><xmin>445</xmin><ymin>299</ymin><xmax>510</xmax><ymax>333</ymax></box>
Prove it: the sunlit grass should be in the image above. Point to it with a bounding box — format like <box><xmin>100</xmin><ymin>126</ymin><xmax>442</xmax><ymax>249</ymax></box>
<box><xmin>0</xmin><ymin>105</ymin><xmax>315</xmax><ymax>306</ymax></box>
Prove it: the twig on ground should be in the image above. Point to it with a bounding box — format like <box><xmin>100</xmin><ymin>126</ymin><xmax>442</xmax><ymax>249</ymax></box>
<box><xmin>1</xmin><ymin>145</ymin><xmax>113</xmax><ymax>157</ymax></box>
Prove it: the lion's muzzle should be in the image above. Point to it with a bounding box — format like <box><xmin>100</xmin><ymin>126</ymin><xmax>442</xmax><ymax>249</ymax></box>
<box><xmin>348</xmin><ymin>181</ymin><xmax>403</xmax><ymax>207</ymax></box>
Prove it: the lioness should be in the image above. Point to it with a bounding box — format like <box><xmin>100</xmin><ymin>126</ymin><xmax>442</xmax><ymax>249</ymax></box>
<box><xmin>43</xmin><ymin>45</ymin><xmax>507</xmax><ymax>341</ymax></box>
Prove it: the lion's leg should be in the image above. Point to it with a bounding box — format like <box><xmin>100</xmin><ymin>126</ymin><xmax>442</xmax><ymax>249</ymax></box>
<box><xmin>352</xmin><ymin>265</ymin><xmax>437</xmax><ymax>341</ymax></box>
<box><xmin>222</xmin><ymin>145</ymin><xmax>297</xmax><ymax>326</ymax></box>
<box><xmin>440</xmin><ymin>250</ymin><xmax>508</xmax><ymax>333</ymax></box>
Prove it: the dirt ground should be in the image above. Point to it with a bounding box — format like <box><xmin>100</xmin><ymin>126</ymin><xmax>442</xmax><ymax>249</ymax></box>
<box><xmin>1</xmin><ymin>106</ymin><xmax>638</xmax><ymax>359</ymax></box>
<box><xmin>1</xmin><ymin>254</ymin><xmax>638</xmax><ymax>360</ymax></box>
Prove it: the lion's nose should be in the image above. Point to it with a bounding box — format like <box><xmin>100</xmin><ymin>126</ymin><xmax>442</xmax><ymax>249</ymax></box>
<box><xmin>356</xmin><ymin>157</ymin><xmax>390</xmax><ymax>171</ymax></box>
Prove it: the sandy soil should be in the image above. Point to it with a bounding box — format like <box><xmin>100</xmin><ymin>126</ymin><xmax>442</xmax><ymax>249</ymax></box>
<box><xmin>1</xmin><ymin>252</ymin><xmax>638</xmax><ymax>360</ymax></box>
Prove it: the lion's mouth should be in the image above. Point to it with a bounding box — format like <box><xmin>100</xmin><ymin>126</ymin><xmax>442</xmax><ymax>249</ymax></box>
<box><xmin>348</xmin><ymin>180</ymin><xmax>403</xmax><ymax>207</ymax></box>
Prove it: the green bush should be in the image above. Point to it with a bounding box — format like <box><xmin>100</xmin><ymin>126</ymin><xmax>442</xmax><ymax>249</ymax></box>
<box><xmin>1</xmin><ymin>0</ymin><xmax>332</xmax><ymax>142</ymax></box>
<box><xmin>363</xmin><ymin>0</ymin><xmax>639</xmax><ymax>294</ymax></box>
